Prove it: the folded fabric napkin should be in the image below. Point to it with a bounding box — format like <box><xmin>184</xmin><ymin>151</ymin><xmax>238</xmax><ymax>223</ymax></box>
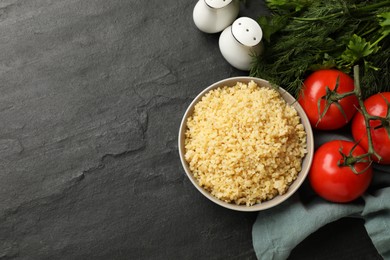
<box><xmin>252</xmin><ymin>132</ymin><xmax>390</xmax><ymax>260</ymax></box>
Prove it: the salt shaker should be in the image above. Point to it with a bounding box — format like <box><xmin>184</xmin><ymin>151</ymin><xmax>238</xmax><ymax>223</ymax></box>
<box><xmin>219</xmin><ymin>17</ymin><xmax>263</xmax><ymax>71</ymax></box>
<box><xmin>193</xmin><ymin>0</ymin><xmax>240</xmax><ymax>34</ymax></box>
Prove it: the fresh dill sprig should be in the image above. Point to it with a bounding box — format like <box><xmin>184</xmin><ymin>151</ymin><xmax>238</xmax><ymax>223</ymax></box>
<box><xmin>250</xmin><ymin>0</ymin><xmax>390</xmax><ymax>98</ymax></box>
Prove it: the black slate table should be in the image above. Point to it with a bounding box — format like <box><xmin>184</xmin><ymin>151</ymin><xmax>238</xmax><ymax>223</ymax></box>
<box><xmin>0</xmin><ymin>0</ymin><xmax>382</xmax><ymax>259</ymax></box>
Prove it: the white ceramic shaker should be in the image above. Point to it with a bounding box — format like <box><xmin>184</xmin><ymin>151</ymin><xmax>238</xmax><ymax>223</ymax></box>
<box><xmin>219</xmin><ymin>17</ymin><xmax>263</xmax><ymax>71</ymax></box>
<box><xmin>193</xmin><ymin>0</ymin><xmax>240</xmax><ymax>34</ymax></box>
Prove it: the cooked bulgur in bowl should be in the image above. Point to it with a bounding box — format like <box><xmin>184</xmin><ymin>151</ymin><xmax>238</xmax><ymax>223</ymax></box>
<box><xmin>178</xmin><ymin>77</ymin><xmax>314</xmax><ymax>211</ymax></box>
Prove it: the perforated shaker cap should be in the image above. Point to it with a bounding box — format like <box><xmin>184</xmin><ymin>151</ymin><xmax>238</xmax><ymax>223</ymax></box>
<box><xmin>204</xmin><ymin>0</ymin><xmax>233</xmax><ymax>9</ymax></box>
<box><xmin>231</xmin><ymin>17</ymin><xmax>262</xmax><ymax>47</ymax></box>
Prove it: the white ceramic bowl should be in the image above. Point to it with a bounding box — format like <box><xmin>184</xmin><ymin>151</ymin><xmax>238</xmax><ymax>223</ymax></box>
<box><xmin>178</xmin><ymin>77</ymin><xmax>314</xmax><ymax>211</ymax></box>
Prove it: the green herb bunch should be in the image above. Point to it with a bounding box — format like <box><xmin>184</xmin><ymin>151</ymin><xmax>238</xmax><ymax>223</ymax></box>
<box><xmin>250</xmin><ymin>0</ymin><xmax>390</xmax><ymax>98</ymax></box>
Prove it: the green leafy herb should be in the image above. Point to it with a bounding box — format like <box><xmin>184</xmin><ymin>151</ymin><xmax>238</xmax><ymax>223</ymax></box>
<box><xmin>378</xmin><ymin>12</ymin><xmax>390</xmax><ymax>36</ymax></box>
<box><xmin>250</xmin><ymin>0</ymin><xmax>390</xmax><ymax>98</ymax></box>
<box><xmin>337</xmin><ymin>34</ymin><xmax>380</xmax><ymax>70</ymax></box>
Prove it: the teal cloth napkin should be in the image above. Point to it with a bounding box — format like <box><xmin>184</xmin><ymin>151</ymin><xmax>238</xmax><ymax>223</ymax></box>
<box><xmin>252</xmin><ymin>132</ymin><xmax>390</xmax><ymax>260</ymax></box>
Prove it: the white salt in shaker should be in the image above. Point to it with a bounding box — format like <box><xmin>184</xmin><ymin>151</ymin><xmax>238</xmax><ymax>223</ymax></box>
<box><xmin>193</xmin><ymin>0</ymin><xmax>240</xmax><ymax>34</ymax></box>
<box><xmin>219</xmin><ymin>17</ymin><xmax>263</xmax><ymax>71</ymax></box>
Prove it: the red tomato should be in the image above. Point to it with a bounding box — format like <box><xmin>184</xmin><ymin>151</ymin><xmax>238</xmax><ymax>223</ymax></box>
<box><xmin>298</xmin><ymin>70</ymin><xmax>358</xmax><ymax>130</ymax></box>
<box><xmin>309</xmin><ymin>140</ymin><xmax>373</xmax><ymax>203</ymax></box>
<box><xmin>352</xmin><ymin>92</ymin><xmax>390</xmax><ymax>164</ymax></box>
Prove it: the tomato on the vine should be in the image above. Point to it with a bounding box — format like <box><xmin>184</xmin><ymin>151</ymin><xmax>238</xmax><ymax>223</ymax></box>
<box><xmin>309</xmin><ymin>140</ymin><xmax>373</xmax><ymax>203</ymax></box>
<box><xmin>352</xmin><ymin>92</ymin><xmax>390</xmax><ymax>164</ymax></box>
<box><xmin>298</xmin><ymin>70</ymin><xmax>359</xmax><ymax>130</ymax></box>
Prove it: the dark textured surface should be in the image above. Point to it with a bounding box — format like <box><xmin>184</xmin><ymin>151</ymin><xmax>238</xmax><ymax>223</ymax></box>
<box><xmin>0</xmin><ymin>0</ymin><xmax>381</xmax><ymax>259</ymax></box>
<box><xmin>289</xmin><ymin>218</ymin><xmax>383</xmax><ymax>260</ymax></box>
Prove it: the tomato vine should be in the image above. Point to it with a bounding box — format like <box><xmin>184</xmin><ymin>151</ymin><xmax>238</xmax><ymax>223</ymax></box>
<box><xmin>329</xmin><ymin>66</ymin><xmax>389</xmax><ymax>171</ymax></box>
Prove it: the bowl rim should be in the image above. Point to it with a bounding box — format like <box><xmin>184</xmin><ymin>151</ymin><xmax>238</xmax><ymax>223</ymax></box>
<box><xmin>178</xmin><ymin>76</ymin><xmax>314</xmax><ymax>212</ymax></box>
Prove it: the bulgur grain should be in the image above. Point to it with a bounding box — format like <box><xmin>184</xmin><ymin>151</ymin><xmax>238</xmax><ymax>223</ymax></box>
<box><xmin>184</xmin><ymin>81</ymin><xmax>307</xmax><ymax>206</ymax></box>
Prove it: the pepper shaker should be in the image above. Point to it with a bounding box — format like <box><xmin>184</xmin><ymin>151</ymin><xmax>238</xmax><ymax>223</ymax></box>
<box><xmin>193</xmin><ymin>0</ymin><xmax>240</xmax><ymax>34</ymax></box>
<box><xmin>219</xmin><ymin>17</ymin><xmax>263</xmax><ymax>71</ymax></box>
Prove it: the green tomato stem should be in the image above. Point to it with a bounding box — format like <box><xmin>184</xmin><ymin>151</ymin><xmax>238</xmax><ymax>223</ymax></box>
<box><xmin>352</xmin><ymin>66</ymin><xmax>381</xmax><ymax>162</ymax></box>
<box><xmin>339</xmin><ymin>66</ymin><xmax>383</xmax><ymax>170</ymax></box>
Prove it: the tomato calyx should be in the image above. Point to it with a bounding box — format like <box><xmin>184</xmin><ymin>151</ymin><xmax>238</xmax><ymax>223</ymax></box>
<box><xmin>337</xmin><ymin>143</ymin><xmax>372</xmax><ymax>174</ymax></box>
<box><xmin>316</xmin><ymin>76</ymin><xmax>355</xmax><ymax>127</ymax></box>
